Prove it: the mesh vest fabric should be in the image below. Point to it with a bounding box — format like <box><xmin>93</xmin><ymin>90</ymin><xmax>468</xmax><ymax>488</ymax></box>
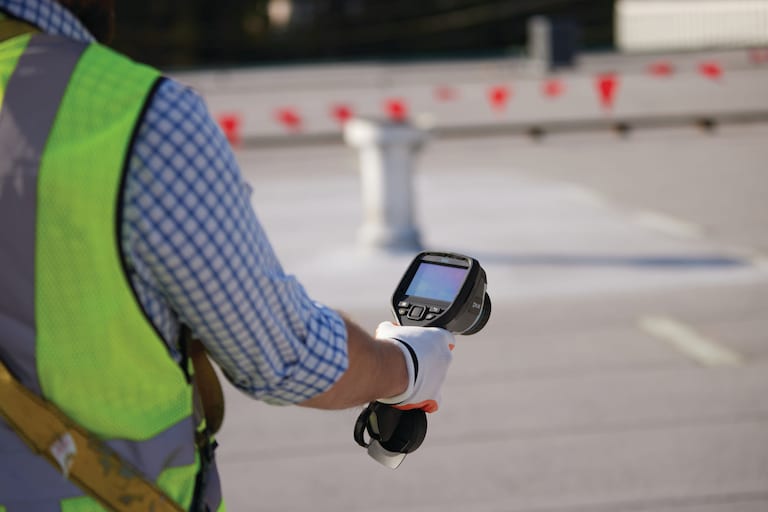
<box><xmin>0</xmin><ymin>33</ymin><xmax>222</xmax><ymax>511</ymax></box>
<box><xmin>35</xmin><ymin>39</ymin><xmax>192</xmax><ymax>442</ymax></box>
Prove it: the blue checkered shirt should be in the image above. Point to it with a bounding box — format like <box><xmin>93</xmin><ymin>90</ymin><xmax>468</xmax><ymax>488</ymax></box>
<box><xmin>1</xmin><ymin>0</ymin><xmax>349</xmax><ymax>404</ymax></box>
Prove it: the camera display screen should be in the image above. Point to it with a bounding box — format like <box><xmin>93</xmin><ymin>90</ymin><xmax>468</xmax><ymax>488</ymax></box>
<box><xmin>405</xmin><ymin>263</ymin><xmax>468</xmax><ymax>302</ymax></box>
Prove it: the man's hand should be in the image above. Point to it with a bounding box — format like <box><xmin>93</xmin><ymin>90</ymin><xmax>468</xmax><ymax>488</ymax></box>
<box><xmin>375</xmin><ymin>322</ymin><xmax>455</xmax><ymax>413</ymax></box>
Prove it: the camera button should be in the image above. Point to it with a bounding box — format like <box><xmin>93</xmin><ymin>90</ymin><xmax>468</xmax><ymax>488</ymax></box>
<box><xmin>407</xmin><ymin>305</ymin><xmax>425</xmax><ymax>320</ymax></box>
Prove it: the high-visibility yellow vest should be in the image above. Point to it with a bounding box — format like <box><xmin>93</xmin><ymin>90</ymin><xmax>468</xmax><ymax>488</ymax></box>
<box><xmin>0</xmin><ymin>29</ymin><xmax>223</xmax><ymax>512</ymax></box>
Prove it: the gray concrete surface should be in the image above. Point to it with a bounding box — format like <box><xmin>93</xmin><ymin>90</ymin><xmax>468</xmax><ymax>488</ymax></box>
<box><xmin>215</xmin><ymin>122</ymin><xmax>768</xmax><ymax>511</ymax></box>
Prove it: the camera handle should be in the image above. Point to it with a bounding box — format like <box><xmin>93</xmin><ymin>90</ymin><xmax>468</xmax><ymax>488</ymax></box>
<box><xmin>354</xmin><ymin>402</ymin><xmax>427</xmax><ymax>469</ymax></box>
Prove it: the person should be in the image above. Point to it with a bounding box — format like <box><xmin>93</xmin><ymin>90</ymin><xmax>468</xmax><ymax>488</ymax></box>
<box><xmin>0</xmin><ymin>0</ymin><xmax>455</xmax><ymax>510</ymax></box>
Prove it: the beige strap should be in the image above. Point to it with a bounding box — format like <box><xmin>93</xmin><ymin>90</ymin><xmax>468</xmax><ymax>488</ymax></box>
<box><xmin>0</xmin><ymin>13</ymin><xmax>39</xmax><ymax>42</ymax></box>
<box><xmin>190</xmin><ymin>338</ymin><xmax>225</xmax><ymax>435</ymax></box>
<box><xmin>0</xmin><ymin>359</ymin><xmax>185</xmax><ymax>512</ymax></box>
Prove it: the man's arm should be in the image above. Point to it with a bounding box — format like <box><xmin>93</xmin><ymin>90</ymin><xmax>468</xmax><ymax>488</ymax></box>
<box><xmin>299</xmin><ymin>316</ymin><xmax>409</xmax><ymax>409</ymax></box>
<box><xmin>122</xmin><ymin>80</ymin><xmax>352</xmax><ymax>405</ymax></box>
<box><xmin>122</xmin><ymin>79</ymin><xmax>452</xmax><ymax>410</ymax></box>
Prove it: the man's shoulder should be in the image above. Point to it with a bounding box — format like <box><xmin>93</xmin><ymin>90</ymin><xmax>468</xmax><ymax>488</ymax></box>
<box><xmin>151</xmin><ymin>75</ymin><xmax>207</xmax><ymax>107</ymax></box>
<box><xmin>142</xmin><ymin>75</ymin><xmax>216</xmax><ymax>136</ymax></box>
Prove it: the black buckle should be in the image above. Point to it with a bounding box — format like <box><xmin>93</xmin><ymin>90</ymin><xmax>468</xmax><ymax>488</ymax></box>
<box><xmin>190</xmin><ymin>429</ymin><xmax>216</xmax><ymax>512</ymax></box>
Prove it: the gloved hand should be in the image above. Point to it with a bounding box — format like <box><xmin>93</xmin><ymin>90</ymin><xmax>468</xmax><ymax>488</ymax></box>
<box><xmin>375</xmin><ymin>322</ymin><xmax>455</xmax><ymax>413</ymax></box>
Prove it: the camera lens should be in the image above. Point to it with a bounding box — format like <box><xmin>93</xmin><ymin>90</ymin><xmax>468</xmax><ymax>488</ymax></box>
<box><xmin>462</xmin><ymin>293</ymin><xmax>491</xmax><ymax>335</ymax></box>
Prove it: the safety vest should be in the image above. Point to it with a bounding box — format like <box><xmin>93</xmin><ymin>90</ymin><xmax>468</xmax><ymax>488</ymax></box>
<box><xmin>0</xmin><ymin>30</ymin><xmax>223</xmax><ymax>512</ymax></box>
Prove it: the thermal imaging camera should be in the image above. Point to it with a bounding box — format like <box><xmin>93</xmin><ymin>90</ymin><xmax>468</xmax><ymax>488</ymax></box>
<box><xmin>391</xmin><ymin>252</ymin><xmax>490</xmax><ymax>335</ymax></box>
<box><xmin>354</xmin><ymin>251</ymin><xmax>491</xmax><ymax>468</ymax></box>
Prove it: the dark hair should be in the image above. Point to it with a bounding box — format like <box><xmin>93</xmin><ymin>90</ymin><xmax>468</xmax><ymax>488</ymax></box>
<box><xmin>56</xmin><ymin>0</ymin><xmax>115</xmax><ymax>43</ymax></box>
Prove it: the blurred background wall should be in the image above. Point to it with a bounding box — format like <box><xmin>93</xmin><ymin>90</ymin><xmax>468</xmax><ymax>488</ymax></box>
<box><xmin>112</xmin><ymin>0</ymin><xmax>615</xmax><ymax>69</ymax></box>
<box><xmin>112</xmin><ymin>0</ymin><xmax>768</xmax><ymax>70</ymax></box>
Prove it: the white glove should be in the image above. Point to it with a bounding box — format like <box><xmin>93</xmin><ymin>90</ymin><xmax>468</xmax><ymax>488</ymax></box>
<box><xmin>375</xmin><ymin>321</ymin><xmax>455</xmax><ymax>413</ymax></box>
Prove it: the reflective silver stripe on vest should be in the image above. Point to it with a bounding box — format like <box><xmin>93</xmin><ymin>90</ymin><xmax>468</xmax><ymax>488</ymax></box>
<box><xmin>0</xmin><ymin>34</ymin><xmax>84</xmax><ymax>396</ymax></box>
<box><xmin>0</xmin><ymin>35</ymin><xmax>204</xmax><ymax>511</ymax></box>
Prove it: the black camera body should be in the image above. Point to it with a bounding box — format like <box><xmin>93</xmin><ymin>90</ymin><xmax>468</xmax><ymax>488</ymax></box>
<box><xmin>391</xmin><ymin>252</ymin><xmax>490</xmax><ymax>335</ymax></box>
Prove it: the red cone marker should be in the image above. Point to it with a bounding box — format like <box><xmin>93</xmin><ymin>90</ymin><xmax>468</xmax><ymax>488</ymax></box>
<box><xmin>331</xmin><ymin>104</ymin><xmax>353</xmax><ymax>125</ymax></box>
<box><xmin>542</xmin><ymin>78</ymin><xmax>564</xmax><ymax>98</ymax></box>
<box><xmin>275</xmin><ymin>108</ymin><xmax>302</xmax><ymax>131</ymax></box>
<box><xmin>699</xmin><ymin>61</ymin><xmax>723</xmax><ymax>80</ymax></box>
<box><xmin>385</xmin><ymin>99</ymin><xmax>409</xmax><ymax>121</ymax></box>
<box><xmin>596</xmin><ymin>73</ymin><xmax>619</xmax><ymax>111</ymax></box>
<box><xmin>488</xmin><ymin>85</ymin><xmax>511</xmax><ymax>112</ymax></box>
<box><xmin>217</xmin><ymin>114</ymin><xmax>242</xmax><ymax>147</ymax></box>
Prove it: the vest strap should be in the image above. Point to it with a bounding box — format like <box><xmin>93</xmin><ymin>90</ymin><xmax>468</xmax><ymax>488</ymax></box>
<box><xmin>0</xmin><ymin>358</ymin><xmax>185</xmax><ymax>512</ymax></box>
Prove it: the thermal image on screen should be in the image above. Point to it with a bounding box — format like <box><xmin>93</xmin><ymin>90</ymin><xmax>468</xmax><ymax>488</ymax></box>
<box><xmin>405</xmin><ymin>263</ymin><xmax>468</xmax><ymax>302</ymax></box>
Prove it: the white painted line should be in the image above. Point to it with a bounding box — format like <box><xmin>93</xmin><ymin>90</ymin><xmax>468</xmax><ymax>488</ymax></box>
<box><xmin>632</xmin><ymin>210</ymin><xmax>704</xmax><ymax>239</ymax></box>
<box><xmin>639</xmin><ymin>315</ymin><xmax>744</xmax><ymax>367</ymax></box>
<box><xmin>748</xmin><ymin>254</ymin><xmax>768</xmax><ymax>270</ymax></box>
<box><xmin>549</xmin><ymin>181</ymin><xmax>609</xmax><ymax>208</ymax></box>
<box><xmin>719</xmin><ymin>245</ymin><xmax>768</xmax><ymax>270</ymax></box>
<box><xmin>568</xmin><ymin>186</ymin><xmax>608</xmax><ymax>208</ymax></box>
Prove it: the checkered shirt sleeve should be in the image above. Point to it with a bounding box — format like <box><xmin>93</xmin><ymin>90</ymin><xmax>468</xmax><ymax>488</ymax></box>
<box><xmin>121</xmin><ymin>79</ymin><xmax>349</xmax><ymax>405</ymax></box>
